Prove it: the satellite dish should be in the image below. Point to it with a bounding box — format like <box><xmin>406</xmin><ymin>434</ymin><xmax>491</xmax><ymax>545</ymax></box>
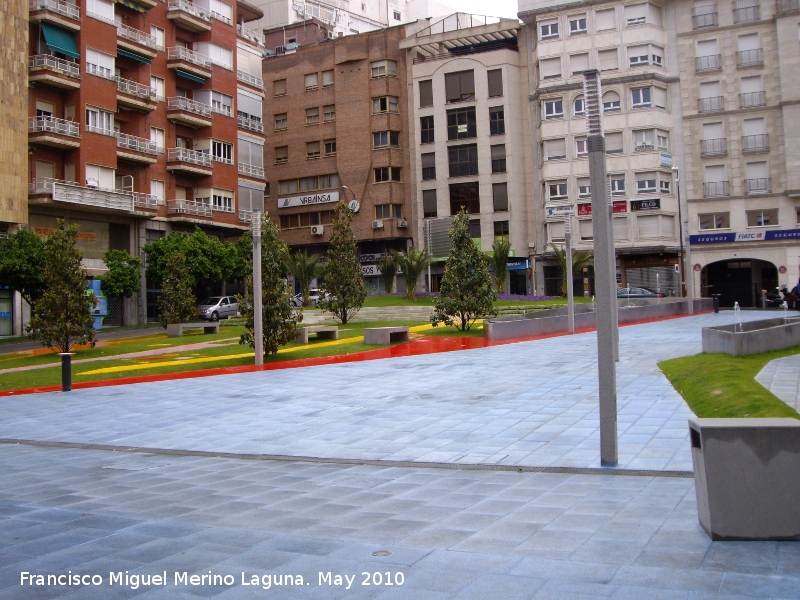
<box><xmin>348</xmin><ymin>199</ymin><xmax>360</xmax><ymax>213</ymax></box>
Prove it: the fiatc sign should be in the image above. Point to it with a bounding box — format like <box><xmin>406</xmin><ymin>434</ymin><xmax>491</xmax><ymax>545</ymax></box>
<box><xmin>278</xmin><ymin>191</ymin><xmax>339</xmax><ymax>209</ymax></box>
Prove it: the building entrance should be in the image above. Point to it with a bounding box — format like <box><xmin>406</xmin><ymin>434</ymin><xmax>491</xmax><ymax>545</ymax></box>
<box><xmin>701</xmin><ymin>259</ymin><xmax>778</xmax><ymax>308</ymax></box>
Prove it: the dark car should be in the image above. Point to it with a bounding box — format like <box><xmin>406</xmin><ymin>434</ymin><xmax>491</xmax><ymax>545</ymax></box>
<box><xmin>617</xmin><ymin>287</ymin><xmax>664</xmax><ymax>298</ymax></box>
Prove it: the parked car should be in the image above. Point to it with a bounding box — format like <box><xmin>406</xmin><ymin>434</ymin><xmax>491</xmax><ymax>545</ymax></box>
<box><xmin>198</xmin><ymin>296</ymin><xmax>239</xmax><ymax>321</ymax></box>
<box><xmin>292</xmin><ymin>289</ymin><xmax>326</xmax><ymax>307</ymax></box>
<box><xmin>616</xmin><ymin>287</ymin><xmax>664</xmax><ymax>298</ymax></box>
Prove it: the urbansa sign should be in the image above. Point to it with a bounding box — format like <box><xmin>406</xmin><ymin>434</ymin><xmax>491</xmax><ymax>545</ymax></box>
<box><xmin>278</xmin><ymin>191</ymin><xmax>339</xmax><ymax>209</ymax></box>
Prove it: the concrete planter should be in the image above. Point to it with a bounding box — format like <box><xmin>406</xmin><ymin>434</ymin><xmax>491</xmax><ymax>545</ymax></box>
<box><xmin>689</xmin><ymin>418</ymin><xmax>800</xmax><ymax>541</ymax></box>
<box><xmin>701</xmin><ymin>316</ymin><xmax>800</xmax><ymax>356</ymax></box>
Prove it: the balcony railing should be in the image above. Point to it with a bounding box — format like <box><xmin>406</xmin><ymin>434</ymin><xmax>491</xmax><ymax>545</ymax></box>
<box><xmin>30</xmin><ymin>178</ymin><xmax>136</xmax><ymax>212</ymax></box>
<box><xmin>133</xmin><ymin>192</ymin><xmax>159</xmax><ymax>209</ymax></box>
<box><xmin>239</xmin><ymin>210</ymin><xmax>253</xmax><ymax>223</ymax></box>
<box><xmin>238</xmin><ymin>163</ymin><xmax>265</xmax><ymax>178</ymax></box>
<box><xmin>167</xmin><ymin>0</ymin><xmax>211</xmax><ymax>22</ymax></box>
<box><xmin>211</xmin><ymin>10</ymin><xmax>232</xmax><ymax>24</ymax></box>
<box><xmin>737</xmin><ymin>48</ymin><xmax>763</xmax><ymax>67</ymax></box>
<box><xmin>237</xmin><ymin>114</ymin><xmax>264</xmax><ymax>133</ymax></box>
<box><xmin>692</xmin><ymin>5</ymin><xmax>718</xmax><ymax>28</ymax></box>
<box><xmin>704</xmin><ymin>181</ymin><xmax>729</xmax><ymax>197</ymax></box>
<box><xmin>85</xmin><ymin>124</ymin><xmax>116</xmax><ymax>137</ymax></box>
<box><xmin>117</xmin><ymin>132</ymin><xmax>160</xmax><ymax>155</ymax></box>
<box><xmin>733</xmin><ymin>4</ymin><xmax>759</xmax><ymax>22</ymax></box>
<box><xmin>167</xmin><ymin>147</ymin><xmax>213</xmax><ymax>167</ymax></box>
<box><xmin>117</xmin><ymin>23</ymin><xmax>161</xmax><ymax>50</ymax></box>
<box><xmin>237</xmin><ymin>24</ymin><xmax>264</xmax><ymax>45</ymax></box>
<box><xmin>28</xmin><ymin>115</ymin><xmax>80</xmax><ymax>138</ymax></box>
<box><xmin>236</xmin><ymin>70</ymin><xmax>263</xmax><ymax>89</ymax></box>
<box><xmin>742</xmin><ymin>133</ymin><xmax>769</xmax><ymax>153</ymax></box>
<box><xmin>167</xmin><ymin>96</ymin><xmax>212</xmax><ymax>117</ymax></box>
<box><xmin>695</xmin><ymin>54</ymin><xmax>721</xmax><ymax>72</ymax></box>
<box><xmin>745</xmin><ymin>178</ymin><xmax>771</xmax><ymax>194</ymax></box>
<box><xmin>167</xmin><ymin>199</ymin><xmax>213</xmax><ymax>217</ymax></box>
<box><xmin>167</xmin><ymin>46</ymin><xmax>211</xmax><ymax>68</ymax></box>
<box><xmin>701</xmin><ymin>138</ymin><xmax>727</xmax><ymax>156</ymax></box>
<box><xmin>699</xmin><ymin>96</ymin><xmax>724</xmax><ymax>112</ymax></box>
<box><xmin>740</xmin><ymin>91</ymin><xmax>766</xmax><ymax>108</ymax></box>
<box><xmin>29</xmin><ymin>0</ymin><xmax>80</xmax><ymax>20</ymax></box>
<box><xmin>86</xmin><ymin>63</ymin><xmax>115</xmax><ymax>80</ymax></box>
<box><xmin>116</xmin><ymin>76</ymin><xmax>156</xmax><ymax>99</ymax></box>
<box><xmin>778</xmin><ymin>0</ymin><xmax>800</xmax><ymax>12</ymax></box>
<box><xmin>29</xmin><ymin>54</ymin><xmax>80</xmax><ymax>77</ymax></box>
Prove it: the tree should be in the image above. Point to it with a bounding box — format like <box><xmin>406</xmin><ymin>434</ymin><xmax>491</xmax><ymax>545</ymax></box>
<box><xmin>391</xmin><ymin>248</ymin><xmax>431</xmax><ymax>300</ymax></box>
<box><xmin>488</xmin><ymin>238</ymin><xmax>511</xmax><ymax>294</ymax></box>
<box><xmin>0</xmin><ymin>227</ymin><xmax>47</xmax><ymax>310</ymax></box>
<box><xmin>431</xmin><ymin>211</ymin><xmax>498</xmax><ymax>331</ymax></box>
<box><xmin>319</xmin><ymin>200</ymin><xmax>366</xmax><ymax>324</ymax></box>
<box><xmin>376</xmin><ymin>254</ymin><xmax>398</xmax><ymax>294</ymax></box>
<box><xmin>158</xmin><ymin>252</ymin><xmax>196</xmax><ymax>327</ymax></box>
<box><xmin>26</xmin><ymin>222</ymin><xmax>96</xmax><ymax>353</ymax></box>
<box><xmin>239</xmin><ymin>214</ymin><xmax>297</xmax><ymax>355</ymax></box>
<box><xmin>285</xmin><ymin>250</ymin><xmax>323</xmax><ymax>306</ymax></box>
<box><xmin>550</xmin><ymin>244</ymin><xmax>593</xmax><ymax>297</ymax></box>
<box><xmin>143</xmin><ymin>227</ymin><xmax>228</xmax><ymax>289</ymax></box>
<box><xmin>100</xmin><ymin>249</ymin><xmax>141</xmax><ymax>300</ymax></box>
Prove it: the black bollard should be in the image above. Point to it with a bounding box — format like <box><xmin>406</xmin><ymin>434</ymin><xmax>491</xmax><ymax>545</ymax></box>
<box><xmin>712</xmin><ymin>295</ymin><xmax>720</xmax><ymax>314</ymax></box>
<box><xmin>59</xmin><ymin>353</ymin><xmax>73</xmax><ymax>392</ymax></box>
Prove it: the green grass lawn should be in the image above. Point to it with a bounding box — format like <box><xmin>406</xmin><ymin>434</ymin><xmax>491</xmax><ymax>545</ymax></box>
<box><xmin>659</xmin><ymin>348</ymin><xmax>800</xmax><ymax>419</ymax></box>
<box><xmin>358</xmin><ymin>294</ymin><xmax>587</xmax><ymax>309</ymax></box>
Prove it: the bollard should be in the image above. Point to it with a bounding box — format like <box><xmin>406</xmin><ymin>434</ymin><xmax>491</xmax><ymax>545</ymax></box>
<box><xmin>712</xmin><ymin>295</ymin><xmax>720</xmax><ymax>314</ymax></box>
<box><xmin>58</xmin><ymin>353</ymin><xmax>74</xmax><ymax>392</ymax></box>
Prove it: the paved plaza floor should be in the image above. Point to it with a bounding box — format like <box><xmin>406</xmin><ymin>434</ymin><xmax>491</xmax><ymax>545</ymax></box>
<box><xmin>1</xmin><ymin>310</ymin><xmax>798</xmax><ymax>598</ymax></box>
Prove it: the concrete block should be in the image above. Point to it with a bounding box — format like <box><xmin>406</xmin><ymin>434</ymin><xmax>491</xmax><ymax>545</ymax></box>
<box><xmin>702</xmin><ymin>317</ymin><xmax>800</xmax><ymax>356</ymax></box>
<box><xmin>166</xmin><ymin>322</ymin><xmax>220</xmax><ymax>337</ymax></box>
<box><xmin>363</xmin><ymin>326</ymin><xmax>409</xmax><ymax>344</ymax></box>
<box><xmin>294</xmin><ymin>325</ymin><xmax>339</xmax><ymax>344</ymax></box>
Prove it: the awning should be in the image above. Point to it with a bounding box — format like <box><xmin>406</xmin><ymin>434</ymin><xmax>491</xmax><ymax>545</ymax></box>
<box><xmin>116</xmin><ymin>0</ymin><xmax>148</xmax><ymax>12</ymax></box>
<box><xmin>41</xmin><ymin>23</ymin><xmax>79</xmax><ymax>59</ymax></box>
<box><xmin>175</xmin><ymin>69</ymin><xmax>206</xmax><ymax>83</ymax></box>
<box><xmin>117</xmin><ymin>48</ymin><xmax>152</xmax><ymax>64</ymax></box>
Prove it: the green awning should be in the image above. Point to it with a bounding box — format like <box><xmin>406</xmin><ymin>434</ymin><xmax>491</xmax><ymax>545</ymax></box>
<box><xmin>116</xmin><ymin>0</ymin><xmax>148</xmax><ymax>12</ymax></box>
<box><xmin>41</xmin><ymin>23</ymin><xmax>79</xmax><ymax>59</ymax></box>
<box><xmin>175</xmin><ymin>69</ymin><xmax>206</xmax><ymax>83</ymax></box>
<box><xmin>117</xmin><ymin>48</ymin><xmax>152</xmax><ymax>64</ymax></box>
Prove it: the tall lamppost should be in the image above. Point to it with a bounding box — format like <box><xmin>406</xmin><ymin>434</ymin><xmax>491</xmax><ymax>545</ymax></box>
<box><xmin>565</xmin><ymin>212</ymin><xmax>575</xmax><ymax>334</ymax></box>
<box><xmin>252</xmin><ymin>210</ymin><xmax>263</xmax><ymax>367</ymax></box>
<box><xmin>672</xmin><ymin>166</ymin><xmax>693</xmax><ymax>315</ymax></box>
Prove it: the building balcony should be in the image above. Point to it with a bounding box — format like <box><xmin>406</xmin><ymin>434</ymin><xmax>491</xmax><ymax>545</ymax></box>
<box><xmin>236</xmin><ymin>70</ymin><xmax>263</xmax><ymax>90</ymax></box>
<box><xmin>28</xmin><ymin>54</ymin><xmax>81</xmax><ymax>89</ymax></box>
<box><xmin>742</xmin><ymin>133</ymin><xmax>769</xmax><ymax>153</ymax></box>
<box><xmin>745</xmin><ymin>178</ymin><xmax>771</xmax><ymax>195</ymax></box>
<box><xmin>116</xmin><ymin>77</ymin><xmax>158</xmax><ymax>111</ymax></box>
<box><xmin>28</xmin><ymin>116</ymin><xmax>81</xmax><ymax>149</ymax></box>
<box><xmin>117</xmin><ymin>133</ymin><xmax>160</xmax><ymax>164</ymax></box>
<box><xmin>29</xmin><ymin>0</ymin><xmax>80</xmax><ymax>30</ymax></box>
<box><xmin>737</xmin><ymin>48</ymin><xmax>763</xmax><ymax>68</ymax></box>
<box><xmin>237</xmin><ymin>114</ymin><xmax>264</xmax><ymax>134</ymax></box>
<box><xmin>734</xmin><ymin>4</ymin><xmax>760</xmax><ymax>23</ymax></box>
<box><xmin>692</xmin><ymin>5</ymin><xmax>718</xmax><ymax>28</ymax></box>
<box><xmin>167</xmin><ymin>199</ymin><xmax>213</xmax><ymax>218</ymax></box>
<box><xmin>237</xmin><ymin>163</ymin><xmax>265</xmax><ymax>179</ymax></box>
<box><xmin>117</xmin><ymin>23</ymin><xmax>161</xmax><ymax>57</ymax></box>
<box><xmin>166</xmin><ymin>96</ymin><xmax>212</xmax><ymax>128</ymax></box>
<box><xmin>699</xmin><ymin>96</ymin><xmax>724</xmax><ymax>112</ymax></box>
<box><xmin>238</xmin><ymin>210</ymin><xmax>253</xmax><ymax>223</ymax></box>
<box><xmin>29</xmin><ymin>178</ymin><xmax>138</xmax><ymax>214</ymax></box>
<box><xmin>133</xmin><ymin>192</ymin><xmax>159</xmax><ymax>211</ymax></box>
<box><xmin>167</xmin><ymin>0</ymin><xmax>212</xmax><ymax>32</ymax></box>
<box><xmin>703</xmin><ymin>181</ymin><xmax>729</xmax><ymax>197</ymax></box>
<box><xmin>740</xmin><ymin>91</ymin><xmax>766</xmax><ymax>108</ymax></box>
<box><xmin>166</xmin><ymin>46</ymin><xmax>211</xmax><ymax>79</ymax></box>
<box><xmin>695</xmin><ymin>54</ymin><xmax>721</xmax><ymax>73</ymax></box>
<box><xmin>778</xmin><ymin>0</ymin><xmax>800</xmax><ymax>13</ymax></box>
<box><xmin>237</xmin><ymin>24</ymin><xmax>264</xmax><ymax>46</ymax></box>
<box><xmin>701</xmin><ymin>138</ymin><xmax>727</xmax><ymax>157</ymax></box>
<box><xmin>166</xmin><ymin>147</ymin><xmax>213</xmax><ymax>176</ymax></box>
<box><xmin>85</xmin><ymin>124</ymin><xmax>116</xmax><ymax>138</ymax></box>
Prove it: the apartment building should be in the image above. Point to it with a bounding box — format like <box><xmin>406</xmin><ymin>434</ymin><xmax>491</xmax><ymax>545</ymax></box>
<box><xmin>262</xmin><ymin>25</ymin><xmax>413</xmax><ymax>293</ymax></box>
<box><xmin>26</xmin><ymin>0</ymin><xmax>267</xmax><ymax>323</ymax></box>
<box><xmin>678</xmin><ymin>0</ymin><xmax>800</xmax><ymax>306</ymax></box>
<box><xmin>520</xmin><ymin>0</ymin><xmax>685</xmax><ymax>297</ymax></box>
<box><xmin>401</xmin><ymin>14</ymin><xmax>533</xmax><ymax>294</ymax></box>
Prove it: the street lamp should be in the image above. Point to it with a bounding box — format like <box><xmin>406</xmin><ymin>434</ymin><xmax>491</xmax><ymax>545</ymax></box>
<box><xmin>672</xmin><ymin>166</ymin><xmax>693</xmax><ymax>315</ymax></box>
<box><xmin>252</xmin><ymin>210</ymin><xmax>263</xmax><ymax>367</ymax></box>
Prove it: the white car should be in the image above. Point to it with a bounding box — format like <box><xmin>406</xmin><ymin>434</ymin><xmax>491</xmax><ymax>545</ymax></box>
<box><xmin>292</xmin><ymin>289</ymin><xmax>326</xmax><ymax>307</ymax></box>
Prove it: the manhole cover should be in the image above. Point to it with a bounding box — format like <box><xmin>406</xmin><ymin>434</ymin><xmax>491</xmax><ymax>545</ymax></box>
<box><xmin>372</xmin><ymin>550</ymin><xmax>392</xmax><ymax>557</ymax></box>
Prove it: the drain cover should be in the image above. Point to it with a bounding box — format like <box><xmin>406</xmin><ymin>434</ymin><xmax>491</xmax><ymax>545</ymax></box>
<box><xmin>372</xmin><ymin>550</ymin><xmax>392</xmax><ymax>557</ymax></box>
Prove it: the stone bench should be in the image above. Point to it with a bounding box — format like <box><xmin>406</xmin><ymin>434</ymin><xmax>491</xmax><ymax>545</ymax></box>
<box><xmin>363</xmin><ymin>326</ymin><xmax>409</xmax><ymax>345</ymax></box>
<box><xmin>294</xmin><ymin>325</ymin><xmax>339</xmax><ymax>344</ymax></box>
<box><xmin>166</xmin><ymin>321</ymin><xmax>220</xmax><ymax>337</ymax></box>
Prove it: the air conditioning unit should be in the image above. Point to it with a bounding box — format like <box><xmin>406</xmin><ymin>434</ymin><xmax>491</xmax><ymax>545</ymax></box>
<box><xmin>635</xmin><ymin>143</ymin><xmax>654</xmax><ymax>152</ymax></box>
<box><xmin>311</xmin><ymin>225</ymin><xmax>324</xmax><ymax>235</ymax></box>
<box><xmin>85</xmin><ymin>178</ymin><xmax>98</xmax><ymax>188</ymax></box>
<box><xmin>326</xmin><ymin>30</ymin><xmax>335</xmax><ymax>39</ymax></box>
<box><xmin>397</xmin><ymin>219</ymin><xmax>408</xmax><ymax>228</ymax></box>
<box><xmin>372</xmin><ymin>219</ymin><xmax>384</xmax><ymax>229</ymax></box>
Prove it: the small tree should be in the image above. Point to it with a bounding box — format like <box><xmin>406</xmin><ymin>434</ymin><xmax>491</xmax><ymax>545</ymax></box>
<box><xmin>239</xmin><ymin>214</ymin><xmax>297</xmax><ymax>355</ymax></box>
<box><xmin>158</xmin><ymin>252</ymin><xmax>196</xmax><ymax>327</ymax></box>
<box><xmin>391</xmin><ymin>248</ymin><xmax>431</xmax><ymax>300</ymax></box>
<box><xmin>27</xmin><ymin>222</ymin><xmax>96</xmax><ymax>353</ymax></box>
<box><xmin>431</xmin><ymin>211</ymin><xmax>497</xmax><ymax>331</ymax></box>
<box><xmin>319</xmin><ymin>200</ymin><xmax>366</xmax><ymax>324</ymax></box>
<box><xmin>100</xmin><ymin>249</ymin><xmax>141</xmax><ymax>323</ymax></box>
<box><xmin>376</xmin><ymin>254</ymin><xmax>398</xmax><ymax>294</ymax></box>
<box><xmin>488</xmin><ymin>238</ymin><xmax>511</xmax><ymax>294</ymax></box>
<box><xmin>285</xmin><ymin>250</ymin><xmax>323</xmax><ymax>306</ymax></box>
<box><xmin>0</xmin><ymin>227</ymin><xmax>47</xmax><ymax>311</ymax></box>
<box><xmin>550</xmin><ymin>244</ymin><xmax>593</xmax><ymax>297</ymax></box>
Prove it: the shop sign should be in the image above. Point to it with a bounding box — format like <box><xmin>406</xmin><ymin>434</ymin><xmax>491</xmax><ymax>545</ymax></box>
<box><xmin>691</xmin><ymin>229</ymin><xmax>800</xmax><ymax>244</ymax></box>
<box><xmin>0</xmin><ymin>312</ymin><xmax>10</xmax><ymax>319</ymax></box>
<box><xmin>359</xmin><ymin>253</ymin><xmax>391</xmax><ymax>263</ymax></box>
<box><xmin>507</xmin><ymin>257</ymin><xmax>529</xmax><ymax>271</ymax></box>
<box><xmin>660</xmin><ymin>152</ymin><xmax>673</xmax><ymax>168</ymax></box>
<box><xmin>278</xmin><ymin>191</ymin><xmax>339</xmax><ymax>209</ymax></box>
<box><xmin>35</xmin><ymin>227</ymin><xmax>97</xmax><ymax>241</ymax></box>
<box><xmin>630</xmin><ymin>199</ymin><xmax>660</xmax><ymax>212</ymax></box>
<box><xmin>361</xmin><ymin>265</ymin><xmax>382</xmax><ymax>276</ymax></box>
<box><xmin>576</xmin><ymin>201</ymin><xmax>627</xmax><ymax>216</ymax></box>
<box><xmin>545</xmin><ymin>205</ymin><xmax>573</xmax><ymax>218</ymax></box>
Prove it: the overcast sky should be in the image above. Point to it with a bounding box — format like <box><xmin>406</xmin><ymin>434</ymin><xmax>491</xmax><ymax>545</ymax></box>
<box><xmin>439</xmin><ymin>0</ymin><xmax>520</xmax><ymax>21</ymax></box>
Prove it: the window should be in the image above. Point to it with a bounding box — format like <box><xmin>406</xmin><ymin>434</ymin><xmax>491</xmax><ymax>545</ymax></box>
<box><xmin>540</xmin><ymin>18</ymin><xmax>559</xmax><ymax>39</ymax></box>
<box><xmin>197</xmin><ymin>139</ymin><xmax>233</xmax><ymax>164</ymax></box>
<box><xmin>445</xmin><ymin>70</ymin><xmax>476</xmax><ymax>102</ymax></box>
<box><xmin>548</xmin><ymin>221</ymin><xmax>566</xmax><ymax>242</ymax></box>
<box><xmin>84</xmin><ymin>164</ymin><xmax>114</xmax><ymax>189</ymax></box>
<box><xmin>633</xmin><ymin>129</ymin><xmax>669</xmax><ymax>151</ymax></box>
<box><xmin>488</xmin><ymin>69</ymin><xmax>503</xmax><ymax>97</ymax></box>
<box><xmin>610</xmin><ymin>175</ymin><xmax>626</xmax><ymax>196</ymax></box>
<box><xmin>374</xmin><ymin>167</ymin><xmax>401</xmax><ymax>183</ymax></box>
<box><xmin>150</xmin><ymin>179</ymin><xmax>165</xmax><ymax>205</ymax></box>
<box><xmin>150</xmin><ymin>25</ymin><xmax>165</xmax><ymax>49</ymax></box>
<box><xmin>637</xmin><ymin>215</ymin><xmax>674</xmax><ymax>239</ymax></box>
<box><xmin>373</xmin><ymin>131</ymin><xmax>400</xmax><ymax>148</ymax></box>
<box><xmin>194</xmin><ymin>42</ymin><xmax>232</xmax><ymax>69</ymax></box>
<box><xmin>238</xmin><ymin>135</ymin><xmax>264</xmax><ymax>168</ymax></box>
<box><xmin>699</xmin><ymin>212</ymin><xmax>730</xmax><ymax>230</ymax></box>
<box><xmin>628</xmin><ymin>45</ymin><xmax>649</xmax><ymax>67</ymax></box>
<box><xmin>447</xmin><ymin>106</ymin><xmax>477</xmax><ymax>140</ymax></box>
<box><xmin>605</xmin><ymin>131</ymin><xmax>623</xmax><ymax>154</ymax></box>
<box><xmin>419</xmin><ymin>80</ymin><xmax>433</xmax><ymax>107</ymax></box>
<box><xmin>304</xmin><ymin>72</ymin><xmax>318</xmax><ymax>89</ymax></box>
<box><xmin>492</xmin><ymin>184</ymin><xmax>508</xmax><ymax>212</ymax></box>
<box><xmin>35</xmin><ymin>100</ymin><xmax>54</xmax><ymax>117</ymax></box>
<box><xmin>150</xmin><ymin>76</ymin><xmax>165</xmax><ymax>101</ymax></box>
<box><xmin>237</xmin><ymin>89</ymin><xmax>262</xmax><ymax>122</ymax></box>
<box><xmin>653</xmin><ymin>87</ymin><xmax>667</xmax><ymax>109</ymax></box>
<box><xmin>573</xmin><ymin>95</ymin><xmax>585</xmax><ymax>116</ymax></box>
<box><xmin>421</xmin><ymin>153</ymin><xmax>436</xmax><ymax>180</ymax></box>
<box><xmin>625</xmin><ymin>3</ymin><xmax>661</xmax><ymax>26</ymax></box>
<box><xmin>195</xmin><ymin>90</ymin><xmax>233</xmax><ymax>117</ymax></box>
<box><xmin>544</xmin><ymin>138</ymin><xmax>567</xmax><ymax>161</ymax></box>
<box><xmin>371</xmin><ymin>60</ymin><xmax>397</xmax><ymax>78</ymax></box>
<box><xmin>598</xmin><ymin>49</ymin><xmax>619</xmax><ymax>71</ymax></box>
<box><xmin>489</xmin><ymin>107</ymin><xmax>505</xmax><ymax>135</ymax></box>
<box><xmin>420</xmin><ymin>116</ymin><xmax>435</xmax><ymax>144</ymax></box>
<box><xmin>279</xmin><ymin>173</ymin><xmax>339</xmax><ymax>193</ymax></box>
<box><xmin>212</xmin><ymin>191</ymin><xmax>234</xmax><ymax>213</ymax></box>
<box><xmin>393</xmin><ymin>9</ymin><xmax>401</xmax><ymax>20</ymax></box>
<box><xmin>324</xmin><ymin>139</ymin><xmax>336</xmax><ymax>156</ymax></box>
<box><xmin>579</xmin><ymin>219</ymin><xmax>594</xmax><ymax>241</ymax></box>
<box><xmin>631</xmin><ymin>87</ymin><xmax>651</xmax><ymax>108</ymax></box>
<box><xmin>469</xmin><ymin>219</ymin><xmax>481</xmax><ymax>239</ymax></box>
<box><xmin>306</xmin><ymin>141</ymin><xmax>320</xmax><ymax>159</ymax></box>
<box><xmin>569</xmin><ymin>14</ymin><xmax>587</xmax><ymax>34</ymax></box>
<box><xmin>85</xmin><ymin>106</ymin><xmax>114</xmax><ymax>135</ymax></box>
<box><xmin>237</xmin><ymin>46</ymin><xmax>262</xmax><ymax>79</ymax></box>
<box><xmin>741</xmin><ymin>75</ymin><xmax>764</xmax><ymax>107</ymax></box>
<box><xmin>652</xmin><ymin>46</ymin><xmax>664</xmax><ymax>67</ymax></box>
<box><xmin>150</xmin><ymin>127</ymin><xmax>165</xmax><ymax>150</ymax></box>
<box><xmin>596</xmin><ymin>7</ymin><xmax>616</xmax><ymax>30</ymax></box>
<box><xmin>548</xmin><ymin>180</ymin><xmax>568</xmax><ymax>200</ymax></box>
<box><xmin>704</xmin><ymin>165</ymin><xmax>728</xmax><ymax>196</ymax></box>
<box><xmin>575</xmin><ymin>137</ymin><xmax>588</xmax><ymax>157</ymax></box>
<box><xmin>743</xmin><ymin>117</ymin><xmax>768</xmax><ymax>152</ymax></box>
<box><xmin>376</xmin><ymin>204</ymin><xmax>403</xmax><ymax>219</ymax></box>
<box><xmin>745</xmin><ymin>161</ymin><xmax>769</xmax><ymax>194</ymax></box>
<box><xmin>239</xmin><ymin>181</ymin><xmax>265</xmax><ymax>213</ymax></box>
<box><xmin>571</xmin><ymin>53</ymin><xmax>589</xmax><ymax>75</ymax></box>
<box><xmin>449</xmin><ymin>181</ymin><xmax>480</xmax><ymax>214</ymax></box>
<box><xmin>543</xmin><ymin>98</ymin><xmax>564</xmax><ymax>119</ymax></box>
<box><xmin>373</xmin><ymin>96</ymin><xmax>399</xmax><ymax>113</ymax></box>
<box><xmin>323</xmin><ymin>105</ymin><xmax>335</xmax><ymax>122</ymax></box>
<box><xmin>540</xmin><ymin>57</ymin><xmax>561</xmax><ymax>80</ymax></box>
<box><xmin>494</xmin><ymin>220</ymin><xmax>510</xmax><ymax>241</ymax></box>
<box><xmin>306</xmin><ymin>107</ymin><xmax>319</xmax><ymax>125</ymax></box>
<box><xmin>86</xmin><ymin>0</ymin><xmax>114</xmax><ymax>21</ymax></box>
<box><xmin>423</xmin><ymin>189</ymin><xmax>437</xmax><ymax>218</ymax></box>
<box><xmin>578</xmin><ymin>177</ymin><xmax>591</xmax><ymax>198</ymax></box>
<box><xmin>448</xmin><ymin>144</ymin><xmax>478</xmax><ymax>177</ymax></box>
<box><xmin>635</xmin><ymin>172</ymin><xmax>657</xmax><ymax>193</ymax></box>
<box><xmin>747</xmin><ymin>208</ymin><xmax>778</xmax><ymax>227</ymax></box>
<box><xmin>275</xmin><ymin>146</ymin><xmax>288</xmax><ymax>164</ymax></box>
<box><xmin>273</xmin><ymin>79</ymin><xmax>287</xmax><ymax>96</ymax></box>
<box><xmin>274</xmin><ymin>113</ymin><xmax>287</xmax><ymax>130</ymax></box>
<box><xmin>491</xmin><ymin>145</ymin><xmax>506</xmax><ymax>173</ymax></box>
<box><xmin>321</xmin><ymin>69</ymin><xmax>334</xmax><ymax>86</ymax></box>
<box><xmin>86</xmin><ymin>48</ymin><xmax>114</xmax><ymax>79</ymax></box>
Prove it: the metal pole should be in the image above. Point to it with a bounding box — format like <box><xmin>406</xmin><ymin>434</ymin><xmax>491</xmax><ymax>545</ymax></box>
<box><xmin>252</xmin><ymin>210</ymin><xmax>263</xmax><ymax>367</ymax></box>
<box><xmin>673</xmin><ymin>167</ymin><xmax>694</xmax><ymax>315</ymax></box>
<box><xmin>583</xmin><ymin>70</ymin><xmax>618</xmax><ymax>466</ymax></box>
<box><xmin>565</xmin><ymin>218</ymin><xmax>575</xmax><ymax>334</ymax></box>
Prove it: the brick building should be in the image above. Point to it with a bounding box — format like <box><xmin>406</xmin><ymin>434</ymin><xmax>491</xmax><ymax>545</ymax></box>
<box><xmin>26</xmin><ymin>0</ymin><xmax>267</xmax><ymax>323</ymax></box>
